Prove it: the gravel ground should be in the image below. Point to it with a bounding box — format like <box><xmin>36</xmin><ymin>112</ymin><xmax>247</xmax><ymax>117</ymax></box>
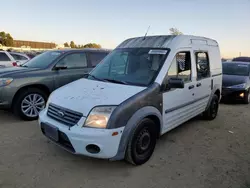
<box><xmin>0</xmin><ymin>104</ymin><xmax>250</xmax><ymax>188</ymax></box>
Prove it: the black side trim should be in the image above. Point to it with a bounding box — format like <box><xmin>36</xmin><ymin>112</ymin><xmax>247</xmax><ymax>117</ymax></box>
<box><xmin>107</xmin><ymin>82</ymin><xmax>162</xmax><ymax>129</ymax></box>
<box><xmin>212</xmin><ymin>73</ymin><xmax>222</xmax><ymax>77</ymax></box>
<box><xmin>165</xmin><ymin>95</ymin><xmax>209</xmax><ymax>114</ymax></box>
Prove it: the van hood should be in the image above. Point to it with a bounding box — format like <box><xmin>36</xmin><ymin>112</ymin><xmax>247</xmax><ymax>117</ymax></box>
<box><xmin>48</xmin><ymin>79</ymin><xmax>146</xmax><ymax>116</ymax></box>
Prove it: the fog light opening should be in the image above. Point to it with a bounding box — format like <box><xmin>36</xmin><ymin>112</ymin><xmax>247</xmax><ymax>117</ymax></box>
<box><xmin>240</xmin><ymin>93</ymin><xmax>244</xmax><ymax>98</ymax></box>
<box><xmin>86</xmin><ymin>144</ymin><xmax>100</xmax><ymax>154</ymax></box>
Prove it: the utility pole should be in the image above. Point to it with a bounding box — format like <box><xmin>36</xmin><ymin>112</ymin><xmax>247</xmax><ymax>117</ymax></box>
<box><xmin>239</xmin><ymin>52</ymin><xmax>241</xmax><ymax>57</ymax></box>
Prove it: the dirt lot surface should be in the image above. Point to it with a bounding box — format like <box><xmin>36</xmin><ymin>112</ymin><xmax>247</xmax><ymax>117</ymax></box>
<box><xmin>0</xmin><ymin>104</ymin><xmax>250</xmax><ymax>188</ymax></box>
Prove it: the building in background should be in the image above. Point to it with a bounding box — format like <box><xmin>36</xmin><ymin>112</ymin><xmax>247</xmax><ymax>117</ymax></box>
<box><xmin>13</xmin><ymin>40</ymin><xmax>56</xmax><ymax>49</ymax></box>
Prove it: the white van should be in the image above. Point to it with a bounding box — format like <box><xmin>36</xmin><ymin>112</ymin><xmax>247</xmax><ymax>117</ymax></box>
<box><xmin>39</xmin><ymin>35</ymin><xmax>222</xmax><ymax>165</ymax></box>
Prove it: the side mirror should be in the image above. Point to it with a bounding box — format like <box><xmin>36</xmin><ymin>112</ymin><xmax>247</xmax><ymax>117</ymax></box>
<box><xmin>168</xmin><ymin>77</ymin><xmax>184</xmax><ymax>89</ymax></box>
<box><xmin>54</xmin><ymin>65</ymin><xmax>67</xmax><ymax>70</ymax></box>
<box><xmin>83</xmin><ymin>74</ymin><xmax>88</xmax><ymax>78</ymax></box>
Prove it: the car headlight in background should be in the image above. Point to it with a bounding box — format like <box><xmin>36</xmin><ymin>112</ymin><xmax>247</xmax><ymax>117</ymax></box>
<box><xmin>227</xmin><ymin>83</ymin><xmax>246</xmax><ymax>89</ymax></box>
<box><xmin>84</xmin><ymin>106</ymin><xmax>116</xmax><ymax>129</ymax></box>
<box><xmin>0</xmin><ymin>78</ymin><xmax>13</xmax><ymax>87</ymax></box>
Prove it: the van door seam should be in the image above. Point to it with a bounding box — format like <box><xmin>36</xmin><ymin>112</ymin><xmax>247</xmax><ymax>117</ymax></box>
<box><xmin>165</xmin><ymin>95</ymin><xmax>209</xmax><ymax>114</ymax></box>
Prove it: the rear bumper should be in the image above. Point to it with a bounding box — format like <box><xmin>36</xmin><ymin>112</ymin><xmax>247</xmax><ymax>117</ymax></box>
<box><xmin>221</xmin><ymin>88</ymin><xmax>247</xmax><ymax>101</ymax></box>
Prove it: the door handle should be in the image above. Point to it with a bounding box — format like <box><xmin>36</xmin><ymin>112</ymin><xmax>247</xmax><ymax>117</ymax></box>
<box><xmin>196</xmin><ymin>83</ymin><xmax>202</xmax><ymax>87</ymax></box>
<box><xmin>188</xmin><ymin>85</ymin><xmax>195</xmax><ymax>90</ymax></box>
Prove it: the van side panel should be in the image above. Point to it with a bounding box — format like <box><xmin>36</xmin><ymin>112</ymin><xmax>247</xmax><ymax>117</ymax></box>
<box><xmin>206</xmin><ymin>46</ymin><xmax>222</xmax><ymax>108</ymax></box>
<box><xmin>209</xmin><ymin>46</ymin><xmax>222</xmax><ymax>76</ymax></box>
<box><xmin>209</xmin><ymin>45</ymin><xmax>222</xmax><ymax>95</ymax></box>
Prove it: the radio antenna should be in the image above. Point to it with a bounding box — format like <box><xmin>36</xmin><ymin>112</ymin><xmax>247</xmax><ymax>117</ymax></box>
<box><xmin>143</xmin><ymin>26</ymin><xmax>150</xmax><ymax>40</ymax></box>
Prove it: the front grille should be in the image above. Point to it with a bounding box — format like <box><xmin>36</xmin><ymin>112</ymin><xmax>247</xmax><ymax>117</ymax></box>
<box><xmin>47</xmin><ymin>103</ymin><xmax>82</xmax><ymax>127</ymax></box>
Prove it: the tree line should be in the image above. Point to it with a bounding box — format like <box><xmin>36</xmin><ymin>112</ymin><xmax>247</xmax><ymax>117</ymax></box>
<box><xmin>0</xmin><ymin>31</ymin><xmax>14</xmax><ymax>46</ymax></box>
<box><xmin>1</xmin><ymin>28</ymin><xmax>182</xmax><ymax>48</ymax></box>
<box><xmin>64</xmin><ymin>41</ymin><xmax>101</xmax><ymax>49</ymax></box>
<box><xmin>0</xmin><ymin>31</ymin><xmax>102</xmax><ymax>49</ymax></box>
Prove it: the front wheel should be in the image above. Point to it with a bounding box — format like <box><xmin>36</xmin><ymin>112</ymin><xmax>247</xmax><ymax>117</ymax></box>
<box><xmin>125</xmin><ymin>118</ymin><xmax>158</xmax><ymax>165</ymax></box>
<box><xmin>13</xmin><ymin>88</ymin><xmax>48</xmax><ymax>120</ymax></box>
<box><xmin>203</xmin><ymin>94</ymin><xmax>219</xmax><ymax>120</ymax></box>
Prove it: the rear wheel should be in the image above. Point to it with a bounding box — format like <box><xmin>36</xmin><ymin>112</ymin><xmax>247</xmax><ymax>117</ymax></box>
<box><xmin>243</xmin><ymin>90</ymin><xmax>250</xmax><ymax>104</ymax></box>
<box><xmin>203</xmin><ymin>94</ymin><xmax>219</xmax><ymax>120</ymax></box>
<box><xmin>125</xmin><ymin>118</ymin><xmax>158</xmax><ymax>165</ymax></box>
<box><xmin>13</xmin><ymin>88</ymin><xmax>48</xmax><ymax>120</ymax></box>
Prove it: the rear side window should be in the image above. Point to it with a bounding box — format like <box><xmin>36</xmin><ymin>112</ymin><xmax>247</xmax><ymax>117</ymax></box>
<box><xmin>168</xmin><ymin>51</ymin><xmax>192</xmax><ymax>82</ymax></box>
<box><xmin>0</xmin><ymin>52</ymin><xmax>11</xmax><ymax>61</ymax></box>
<box><xmin>10</xmin><ymin>53</ymin><xmax>28</xmax><ymax>61</ymax></box>
<box><xmin>88</xmin><ymin>52</ymin><xmax>108</xmax><ymax>67</ymax></box>
<box><xmin>196</xmin><ymin>52</ymin><xmax>210</xmax><ymax>79</ymax></box>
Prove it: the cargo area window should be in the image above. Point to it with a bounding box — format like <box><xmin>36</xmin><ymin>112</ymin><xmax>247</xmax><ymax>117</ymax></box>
<box><xmin>196</xmin><ymin>52</ymin><xmax>210</xmax><ymax>79</ymax></box>
<box><xmin>168</xmin><ymin>51</ymin><xmax>191</xmax><ymax>83</ymax></box>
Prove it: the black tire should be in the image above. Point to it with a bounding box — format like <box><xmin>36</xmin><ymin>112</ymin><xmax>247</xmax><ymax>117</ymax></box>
<box><xmin>125</xmin><ymin>118</ymin><xmax>158</xmax><ymax>165</ymax></box>
<box><xmin>203</xmin><ymin>94</ymin><xmax>219</xmax><ymax>120</ymax></box>
<box><xmin>13</xmin><ymin>88</ymin><xmax>48</xmax><ymax>121</ymax></box>
<box><xmin>243</xmin><ymin>90</ymin><xmax>250</xmax><ymax>104</ymax></box>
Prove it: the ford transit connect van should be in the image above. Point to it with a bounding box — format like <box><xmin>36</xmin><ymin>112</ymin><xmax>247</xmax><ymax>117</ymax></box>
<box><xmin>39</xmin><ymin>35</ymin><xmax>222</xmax><ymax>165</ymax></box>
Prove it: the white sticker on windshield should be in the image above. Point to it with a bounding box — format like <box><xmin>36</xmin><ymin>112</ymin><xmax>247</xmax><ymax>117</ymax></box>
<box><xmin>238</xmin><ymin>64</ymin><xmax>248</xmax><ymax>67</ymax></box>
<box><xmin>51</xmin><ymin>52</ymin><xmax>61</xmax><ymax>56</ymax></box>
<box><xmin>149</xmin><ymin>50</ymin><xmax>168</xmax><ymax>55</ymax></box>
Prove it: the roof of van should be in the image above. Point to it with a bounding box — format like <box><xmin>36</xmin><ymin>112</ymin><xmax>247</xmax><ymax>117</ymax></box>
<box><xmin>117</xmin><ymin>35</ymin><xmax>218</xmax><ymax>49</ymax></box>
<box><xmin>52</xmin><ymin>48</ymin><xmax>111</xmax><ymax>53</ymax></box>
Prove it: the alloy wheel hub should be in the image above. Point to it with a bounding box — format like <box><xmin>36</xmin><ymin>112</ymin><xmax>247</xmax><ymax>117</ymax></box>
<box><xmin>21</xmin><ymin>94</ymin><xmax>45</xmax><ymax>117</ymax></box>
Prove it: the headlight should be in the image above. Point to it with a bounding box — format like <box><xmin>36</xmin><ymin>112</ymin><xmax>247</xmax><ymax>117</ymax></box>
<box><xmin>84</xmin><ymin>106</ymin><xmax>116</xmax><ymax>129</ymax></box>
<box><xmin>227</xmin><ymin>83</ymin><xmax>246</xmax><ymax>89</ymax></box>
<box><xmin>0</xmin><ymin>78</ymin><xmax>13</xmax><ymax>87</ymax></box>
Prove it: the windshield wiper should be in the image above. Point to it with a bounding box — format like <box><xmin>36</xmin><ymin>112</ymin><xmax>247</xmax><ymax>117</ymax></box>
<box><xmin>103</xmin><ymin>78</ymin><xmax>128</xmax><ymax>85</ymax></box>
<box><xmin>20</xmin><ymin>64</ymin><xmax>28</xmax><ymax>67</ymax></box>
<box><xmin>88</xmin><ymin>74</ymin><xmax>128</xmax><ymax>85</ymax></box>
<box><xmin>87</xmin><ymin>74</ymin><xmax>104</xmax><ymax>81</ymax></box>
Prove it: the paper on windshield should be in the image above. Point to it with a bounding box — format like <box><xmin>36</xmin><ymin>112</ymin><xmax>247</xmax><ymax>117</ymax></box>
<box><xmin>148</xmin><ymin>49</ymin><xmax>168</xmax><ymax>55</ymax></box>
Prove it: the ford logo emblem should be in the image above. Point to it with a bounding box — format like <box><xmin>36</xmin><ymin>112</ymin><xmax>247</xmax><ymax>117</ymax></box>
<box><xmin>57</xmin><ymin>111</ymin><xmax>65</xmax><ymax>117</ymax></box>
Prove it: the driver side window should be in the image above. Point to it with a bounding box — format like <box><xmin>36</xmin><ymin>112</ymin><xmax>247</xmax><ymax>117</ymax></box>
<box><xmin>167</xmin><ymin>51</ymin><xmax>192</xmax><ymax>83</ymax></box>
<box><xmin>56</xmin><ymin>53</ymin><xmax>87</xmax><ymax>69</ymax></box>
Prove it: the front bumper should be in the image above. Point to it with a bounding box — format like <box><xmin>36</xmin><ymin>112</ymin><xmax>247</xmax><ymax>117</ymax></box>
<box><xmin>221</xmin><ymin>87</ymin><xmax>247</xmax><ymax>101</ymax></box>
<box><xmin>39</xmin><ymin>109</ymin><xmax>124</xmax><ymax>159</ymax></box>
<box><xmin>0</xmin><ymin>86</ymin><xmax>16</xmax><ymax>109</ymax></box>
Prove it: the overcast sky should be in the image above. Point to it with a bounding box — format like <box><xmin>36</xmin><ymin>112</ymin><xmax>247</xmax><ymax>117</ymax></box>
<box><xmin>1</xmin><ymin>0</ymin><xmax>250</xmax><ymax>58</ymax></box>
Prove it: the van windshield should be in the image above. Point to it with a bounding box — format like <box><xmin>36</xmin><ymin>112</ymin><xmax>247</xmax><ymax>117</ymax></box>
<box><xmin>88</xmin><ymin>48</ymin><xmax>168</xmax><ymax>86</ymax></box>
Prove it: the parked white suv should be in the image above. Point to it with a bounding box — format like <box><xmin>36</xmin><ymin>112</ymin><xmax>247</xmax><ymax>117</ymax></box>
<box><xmin>0</xmin><ymin>51</ymin><xmax>17</xmax><ymax>67</ymax></box>
<box><xmin>39</xmin><ymin>35</ymin><xmax>222</xmax><ymax>165</ymax></box>
<box><xmin>9</xmin><ymin>52</ymin><xmax>30</xmax><ymax>65</ymax></box>
<box><xmin>0</xmin><ymin>51</ymin><xmax>30</xmax><ymax>67</ymax></box>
